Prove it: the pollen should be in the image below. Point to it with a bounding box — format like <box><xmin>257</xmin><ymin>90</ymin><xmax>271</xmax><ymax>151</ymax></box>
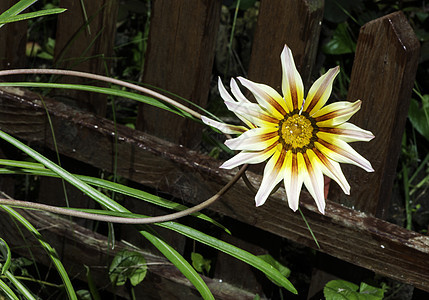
<box><xmin>280</xmin><ymin>114</ymin><xmax>315</xmax><ymax>150</ymax></box>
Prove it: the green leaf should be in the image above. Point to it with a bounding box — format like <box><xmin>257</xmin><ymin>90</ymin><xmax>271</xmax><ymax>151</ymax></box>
<box><xmin>0</xmin><ymin>159</ymin><xmax>230</xmax><ymax>233</ymax></box>
<box><xmin>191</xmin><ymin>252</ymin><xmax>211</xmax><ymax>274</ymax></box>
<box><xmin>257</xmin><ymin>254</ymin><xmax>291</xmax><ymax>285</ymax></box>
<box><xmin>322</xmin><ymin>23</ymin><xmax>356</xmax><ymax>55</ymax></box>
<box><xmin>0</xmin><ymin>206</ymin><xmax>77</xmax><ymax>299</ymax></box>
<box><xmin>324</xmin><ymin>280</ymin><xmax>384</xmax><ymax>300</ymax></box>
<box><xmin>109</xmin><ymin>250</ymin><xmax>147</xmax><ymax>287</ymax></box>
<box><xmin>359</xmin><ymin>282</ymin><xmax>385</xmax><ymax>299</ymax></box>
<box><xmin>0</xmin><ymin>278</ymin><xmax>19</xmax><ymax>300</ymax></box>
<box><xmin>324</xmin><ymin>280</ymin><xmax>359</xmax><ymax>300</ymax></box>
<box><xmin>0</xmin><ymin>8</ymin><xmax>66</xmax><ymax>25</ymax></box>
<box><xmin>0</xmin><ymin>238</ymin><xmax>11</xmax><ymax>275</ymax></box>
<box><xmin>84</xmin><ymin>265</ymin><xmax>101</xmax><ymax>300</ymax></box>
<box><xmin>409</xmin><ymin>96</ymin><xmax>429</xmax><ymax>141</ymax></box>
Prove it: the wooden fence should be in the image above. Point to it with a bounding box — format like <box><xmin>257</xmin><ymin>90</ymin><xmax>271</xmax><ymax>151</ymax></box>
<box><xmin>0</xmin><ymin>0</ymin><xmax>427</xmax><ymax>299</ymax></box>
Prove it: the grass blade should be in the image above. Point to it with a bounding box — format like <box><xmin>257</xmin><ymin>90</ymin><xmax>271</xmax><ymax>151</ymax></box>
<box><xmin>0</xmin><ymin>9</ymin><xmax>66</xmax><ymax>25</ymax></box>
<box><xmin>0</xmin><ymin>205</ymin><xmax>77</xmax><ymax>300</ymax></box>
<box><xmin>0</xmin><ymin>277</ymin><xmax>19</xmax><ymax>300</ymax></box>
<box><xmin>0</xmin><ymin>132</ymin><xmax>213</xmax><ymax>299</ymax></box>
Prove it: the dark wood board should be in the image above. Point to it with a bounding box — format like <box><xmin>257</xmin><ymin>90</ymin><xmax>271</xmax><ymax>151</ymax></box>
<box><xmin>0</xmin><ymin>86</ymin><xmax>428</xmax><ymax>291</ymax></box>
<box><xmin>329</xmin><ymin>12</ymin><xmax>420</xmax><ymax>218</ymax></box>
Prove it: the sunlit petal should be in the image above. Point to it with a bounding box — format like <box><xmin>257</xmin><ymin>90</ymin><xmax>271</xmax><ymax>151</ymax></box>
<box><xmin>201</xmin><ymin>116</ymin><xmax>248</xmax><ymax>134</ymax></box>
<box><xmin>230</xmin><ymin>78</ymin><xmax>252</xmax><ymax>104</ymax></box>
<box><xmin>315</xmin><ymin>138</ymin><xmax>374</xmax><ymax>172</ymax></box>
<box><xmin>225</xmin><ymin>127</ymin><xmax>279</xmax><ymax>151</ymax></box>
<box><xmin>238</xmin><ymin>77</ymin><xmax>287</xmax><ymax>119</ymax></box>
<box><xmin>304</xmin><ymin>66</ymin><xmax>340</xmax><ymax>115</ymax></box>
<box><xmin>318</xmin><ymin>122</ymin><xmax>375</xmax><ymax>143</ymax></box>
<box><xmin>308</xmin><ymin>148</ymin><xmax>350</xmax><ymax>195</ymax></box>
<box><xmin>284</xmin><ymin>152</ymin><xmax>304</xmax><ymax>211</ymax></box>
<box><xmin>255</xmin><ymin>146</ymin><xmax>287</xmax><ymax>206</ymax></box>
<box><xmin>314</xmin><ymin>100</ymin><xmax>362</xmax><ymax>127</ymax></box>
<box><xmin>224</xmin><ymin>101</ymin><xmax>279</xmax><ymax>128</ymax></box>
<box><xmin>302</xmin><ymin>151</ymin><xmax>326</xmax><ymax>214</ymax></box>
<box><xmin>281</xmin><ymin>45</ymin><xmax>304</xmax><ymax>112</ymax></box>
<box><xmin>220</xmin><ymin>143</ymin><xmax>278</xmax><ymax>169</ymax></box>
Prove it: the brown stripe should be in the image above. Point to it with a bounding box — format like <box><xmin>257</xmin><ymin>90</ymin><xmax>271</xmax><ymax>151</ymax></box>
<box><xmin>263</xmin><ymin>90</ymin><xmax>287</xmax><ymax>116</ymax></box>
<box><xmin>288</xmin><ymin>72</ymin><xmax>299</xmax><ymax>110</ymax></box>
<box><xmin>318</xmin><ymin>139</ymin><xmax>356</xmax><ymax>163</ymax></box>
<box><xmin>274</xmin><ymin>146</ymin><xmax>287</xmax><ymax>172</ymax></box>
<box><xmin>305</xmin><ymin>70</ymin><xmax>336</xmax><ymax>113</ymax></box>
<box><xmin>259</xmin><ymin>131</ymin><xmax>279</xmax><ymax>142</ymax></box>
<box><xmin>314</xmin><ymin>104</ymin><xmax>356</xmax><ymax>123</ymax></box>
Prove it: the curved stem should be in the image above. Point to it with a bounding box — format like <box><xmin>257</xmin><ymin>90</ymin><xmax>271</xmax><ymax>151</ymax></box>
<box><xmin>0</xmin><ymin>165</ymin><xmax>247</xmax><ymax>224</ymax></box>
<box><xmin>0</xmin><ymin>69</ymin><xmax>202</xmax><ymax>119</ymax></box>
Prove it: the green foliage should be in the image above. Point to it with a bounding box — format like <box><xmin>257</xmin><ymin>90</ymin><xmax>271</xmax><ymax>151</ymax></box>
<box><xmin>257</xmin><ymin>254</ymin><xmax>291</xmax><ymax>286</ymax></box>
<box><xmin>408</xmin><ymin>93</ymin><xmax>429</xmax><ymax>142</ymax></box>
<box><xmin>324</xmin><ymin>280</ymin><xmax>385</xmax><ymax>300</ymax></box>
<box><xmin>191</xmin><ymin>252</ymin><xmax>211</xmax><ymax>274</ymax></box>
<box><xmin>109</xmin><ymin>250</ymin><xmax>147</xmax><ymax>287</ymax></box>
<box><xmin>322</xmin><ymin>23</ymin><xmax>356</xmax><ymax>55</ymax></box>
<box><xmin>0</xmin><ymin>0</ymin><xmax>65</xmax><ymax>28</ymax></box>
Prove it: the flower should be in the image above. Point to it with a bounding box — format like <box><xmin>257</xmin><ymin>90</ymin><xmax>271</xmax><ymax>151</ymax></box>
<box><xmin>203</xmin><ymin>44</ymin><xmax>374</xmax><ymax>214</ymax></box>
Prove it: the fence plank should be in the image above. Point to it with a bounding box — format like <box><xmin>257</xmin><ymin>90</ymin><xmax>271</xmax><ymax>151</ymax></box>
<box><xmin>1</xmin><ymin>87</ymin><xmax>428</xmax><ymax>291</ymax></box>
<box><xmin>0</xmin><ymin>205</ymin><xmax>256</xmax><ymax>300</ymax></box>
<box><xmin>247</xmin><ymin>0</ymin><xmax>324</xmax><ymax>89</ymax></box>
<box><xmin>136</xmin><ymin>0</ymin><xmax>221</xmax><ymax>148</ymax></box>
<box><xmin>54</xmin><ymin>0</ymin><xmax>119</xmax><ymax>116</ymax></box>
<box><xmin>0</xmin><ymin>0</ymin><xmax>27</xmax><ymax>72</ymax></box>
<box><xmin>328</xmin><ymin>12</ymin><xmax>420</xmax><ymax>218</ymax></box>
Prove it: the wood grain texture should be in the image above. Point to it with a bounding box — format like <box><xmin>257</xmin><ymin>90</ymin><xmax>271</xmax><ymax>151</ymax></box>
<box><xmin>54</xmin><ymin>0</ymin><xmax>119</xmax><ymax>116</ymax></box>
<box><xmin>0</xmin><ymin>206</ymin><xmax>256</xmax><ymax>300</ymax></box>
<box><xmin>0</xmin><ymin>87</ymin><xmax>428</xmax><ymax>291</ymax></box>
<box><xmin>247</xmin><ymin>0</ymin><xmax>324</xmax><ymax>89</ymax></box>
<box><xmin>0</xmin><ymin>0</ymin><xmax>27</xmax><ymax>72</ymax></box>
<box><xmin>136</xmin><ymin>0</ymin><xmax>221</xmax><ymax>148</ymax></box>
<box><xmin>329</xmin><ymin>12</ymin><xmax>420</xmax><ymax>218</ymax></box>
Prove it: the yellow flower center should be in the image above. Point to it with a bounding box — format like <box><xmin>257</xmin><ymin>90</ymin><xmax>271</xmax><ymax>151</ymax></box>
<box><xmin>279</xmin><ymin>113</ymin><xmax>316</xmax><ymax>151</ymax></box>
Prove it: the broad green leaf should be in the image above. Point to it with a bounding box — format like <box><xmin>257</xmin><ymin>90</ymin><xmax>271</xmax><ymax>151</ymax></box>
<box><xmin>359</xmin><ymin>282</ymin><xmax>385</xmax><ymax>299</ymax></box>
<box><xmin>324</xmin><ymin>280</ymin><xmax>384</xmax><ymax>300</ymax></box>
<box><xmin>257</xmin><ymin>254</ymin><xmax>291</xmax><ymax>285</ymax></box>
<box><xmin>322</xmin><ymin>23</ymin><xmax>356</xmax><ymax>55</ymax></box>
<box><xmin>191</xmin><ymin>252</ymin><xmax>211</xmax><ymax>274</ymax></box>
<box><xmin>409</xmin><ymin>97</ymin><xmax>429</xmax><ymax>141</ymax></box>
<box><xmin>324</xmin><ymin>280</ymin><xmax>359</xmax><ymax>300</ymax></box>
<box><xmin>109</xmin><ymin>250</ymin><xmax>147</xmax><ymax>287</ymax></box>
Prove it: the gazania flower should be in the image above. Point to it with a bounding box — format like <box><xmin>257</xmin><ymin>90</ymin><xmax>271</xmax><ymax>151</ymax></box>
<box><xmin>203</xmin><ymin>44</ymin><xmax>374</xmax><ymax>214</ymax></box>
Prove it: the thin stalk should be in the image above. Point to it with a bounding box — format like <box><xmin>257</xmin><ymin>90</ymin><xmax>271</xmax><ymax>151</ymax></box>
<box><xmin>0</xmin><ymin>69</ymin><xmax>202</xmax><ymax>120</ymax></box>
<box><xmin>402</xmin><ymin>160</ymin><xmax>412</xmax><ymax>230</ymax></box>
<box><xmin>0</xmin><ymin>165</ymin><xmax>247</xmax><ymax>224</ymax></box>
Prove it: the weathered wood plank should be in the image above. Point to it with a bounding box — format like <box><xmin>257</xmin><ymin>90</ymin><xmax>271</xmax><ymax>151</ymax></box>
<box><xmin>329</xmin><ymin>12</ymin><xmax>420</xmax><ymax>218</ymax></box>
<box><xmin>54</xmin><ymin>0</ymin><xmax>119</xmax><ymax>116</ymax></box>
<box><xmin>0</xmin><ymin>0</ymin><xmax>27</xmax><ymax>72</ymax></box>
<box><xmin>247</xmin><ymin>0</ymin><xmax>324</xmax><ymax>89</ymax></box>
<box><xmin>0</xmin><ymin>87</ymin><xmax>428</xmax><ymax>291</ymax></box>
<box><xmin>0</xmin><ymin>203</ymin><xmax>256</xmax><ymax>300</ymax></box>
<box><xmin>136</xmin><ymin>0</ymin><xmax>221</xmax><ymax>148</ymax></box>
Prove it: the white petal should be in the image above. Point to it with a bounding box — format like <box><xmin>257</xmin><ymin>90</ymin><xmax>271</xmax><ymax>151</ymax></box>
<box><xmin>283</xmin><ymin>152</ymin><xmax>304</xmax><ymax>212</ymax></box>
<box><xmin>225</xmin><ymin>127</ymin><xmax>279</xmax><ymax>151</ymax></box>
<box><xmin>255</xmin><ymin>146</ymin><xmax>286</xmax><ymax>206</ymax></box>
<box><xmin>201</xmin><ymin>116</ymin><xmax>247</xmax><ymax>134</ymax></box>
<box><xmin>281</xmin><ymin>45</ymin><xmax>304</xmax><ymax>112</ymax></box>
<box><xmin>238</xmin><ymin>77</ymin><xmax>287</xmax><ymax>119</ymax></box>
<box><xmin>220</xmin><ymin>145</ymin><xmax>277</xmax><ymax>169</ymax></box>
